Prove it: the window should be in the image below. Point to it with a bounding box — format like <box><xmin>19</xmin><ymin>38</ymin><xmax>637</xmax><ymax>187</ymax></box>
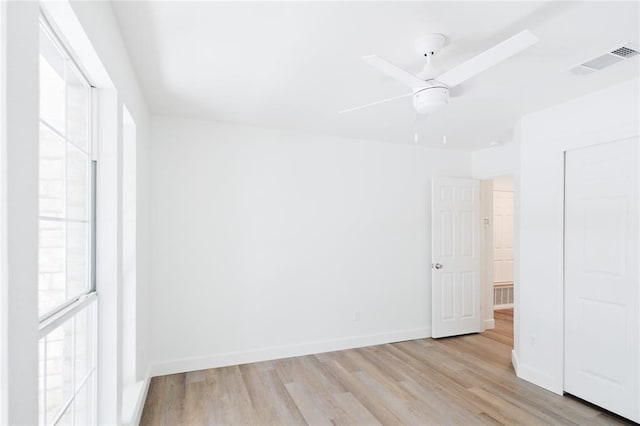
<box><xmin>38</xmin><ymin>16</ymin><xmax>96</xmax><ymax>426</ymax></box>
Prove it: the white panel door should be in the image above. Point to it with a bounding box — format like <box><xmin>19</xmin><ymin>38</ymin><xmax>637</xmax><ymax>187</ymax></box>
<box><xmin>432</xmin><ymin>177</ymin><xmax>482</xmax><ymax>338</ymax></box>
<box><xmin>564</xmin><ymin>138</ymin><xmax>639</xmax><ymax>423</ymax></box>
<box><xmin>493</xmin><ymin>191</ymin><xmax>514</xmax><ymax>283</ymax></box>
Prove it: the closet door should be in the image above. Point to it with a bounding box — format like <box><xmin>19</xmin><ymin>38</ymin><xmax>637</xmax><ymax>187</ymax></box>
<box><xmin>564</xmin><ymin>138</ymin><xmax>639</xmax><ymax>422</ymax></box>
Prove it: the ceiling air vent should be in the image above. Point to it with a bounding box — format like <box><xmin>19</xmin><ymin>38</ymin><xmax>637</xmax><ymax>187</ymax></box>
<box><xmin>611</xmin><ymin>46</ymin><xmax>639</xmax><ymax>58</ymax></box>
<box><xmin>569</xmin><ymin>44</ymin><xmax>639</xmax><ymax>75</ymax></box>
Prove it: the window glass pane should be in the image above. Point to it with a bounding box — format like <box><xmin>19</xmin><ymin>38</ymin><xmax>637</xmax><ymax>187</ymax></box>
<box><xmin>74</xmin><ymin>303</ymin><xmax>95</xmax><ymax>384</ymax></box>
<box><xmin>39</xmin><ymin>340</ymin><xmax>46</xmax><ymax>426</ymax></box>
<box><xmin>65</xmin><ymin>65</ymin><xmax>89</xmax><ymax>151</ymax></box>
<box><xmin>39</xmin><ymin>27</ymin><xmax>65</xmax><ymax>133</ymax></box>
<box><xmin>39</xmin><ymin>125</ymin><xmax>65</xmax><ymax>218</ymax></box>
<box><xmin>56</xmin><ymin>403</ymin><xmax>73</xmax><ymax>426</ymax></box>
<box><xmin>74</xmin><ymin>374</ymin><xmax>94</xmax><ymax>425</ymax></box>
<box><xmin>39</xmin><ymin>220</ymin><xmax>66</xmax><ymax>316</ymax></box>
<box><xmin>39</xmin><ymin>302</ymin><xmax>96</xmax><ymax>426</ymax></box>
<box><xmin>66</xmin><ymin>144</ymin><xmax>88</xmax><ymax>221</ymax></box>
<box><xmin>66</xmin><ymin>222</ymin><xmax>89</xmax><ymax>299</ymax></box>
<box><xmin>39</xmin><ymin>22</ymin><xmax>92</xmax><ymax>316</ymax></box>
<box><xmin>45</xmin><ymin>320</ymin><xmax>74</xmax><ymax>424</ymax></box>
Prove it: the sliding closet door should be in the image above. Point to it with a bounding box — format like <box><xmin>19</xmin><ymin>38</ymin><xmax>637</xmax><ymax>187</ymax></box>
<box><xmin>564</xmin><ymin>138</ymin><xmax>639</xmax><ymax>422</ymax></box>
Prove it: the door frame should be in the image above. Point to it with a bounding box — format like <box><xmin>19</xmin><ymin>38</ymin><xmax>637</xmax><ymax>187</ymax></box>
<box><xmin>480</xmin><ymin>180</ymin><xmax>495</xmax><ymax>330</ymax></box>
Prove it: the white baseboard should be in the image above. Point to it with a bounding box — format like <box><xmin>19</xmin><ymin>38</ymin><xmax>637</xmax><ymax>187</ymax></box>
<box><xmin>150</xmin><ymin>327</ymin><xmax>432</xmax><ymax>377</ymax></box>
<box><xmin>494</xmin><ymin>303</ymin><xmax>514</xmax><ymax>310</ymax></box>
<box><xmin>512</xmin><ymin>351</ymin><xmax>562</xmax><ymax>395</ymax></box>
<box><xmin>484</xmin><ymin>319</ymin><xmax>496</xmax><ymax>330</ymax></box>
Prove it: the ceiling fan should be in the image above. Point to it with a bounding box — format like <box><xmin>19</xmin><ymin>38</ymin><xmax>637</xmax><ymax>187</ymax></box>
<box><xmin>340</xmin><ymin>30</ymin><xmax>539</xmax><ymax>115</ymax></box>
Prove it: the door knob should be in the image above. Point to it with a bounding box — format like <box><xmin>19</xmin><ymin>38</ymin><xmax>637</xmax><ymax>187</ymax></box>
<box><xmin>432</xmin><ymin>263</ymin><xmax>443</xmax><ymax>270</ymax></box>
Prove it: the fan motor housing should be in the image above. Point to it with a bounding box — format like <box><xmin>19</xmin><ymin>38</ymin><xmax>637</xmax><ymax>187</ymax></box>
<box><xmin>413</xmin><ymin>86</ymin><xmax>449</xmax><ymax>115</ymax></box>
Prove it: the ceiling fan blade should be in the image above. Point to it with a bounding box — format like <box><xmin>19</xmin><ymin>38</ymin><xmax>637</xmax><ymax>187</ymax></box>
<box><xmin>363</xmin><ymin>55</ymin><xmax>428</xmax><ymax>89</ymax></box>
<box><xmin>436</xmin><ymin>30</ymin><xmax>539</xmax><ymax>88</ymax></box>
<box><xmin>339</xmin><ymin>92</ymin><xmax>413</xmax><ymax>114</ymax></box>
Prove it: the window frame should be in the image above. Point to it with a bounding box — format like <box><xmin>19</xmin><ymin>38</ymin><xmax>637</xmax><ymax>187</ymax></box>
<box><xmin>37</xmin><ymin>12</ymin><xmax>98</xmax><ymax>426</ymax></box>
<box><xmin>37</xmin><ymin>12</ymin><xmax>97</xmax><ymax>324</ymax></box>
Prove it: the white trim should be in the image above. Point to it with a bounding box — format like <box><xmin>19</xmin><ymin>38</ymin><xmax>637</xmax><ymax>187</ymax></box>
<box><xmin>479</xmin><ymin>179</ymin><xmax>494</xmax><ymax>332</ymax></box>
<box><xmin>0</xmin><ymin>3</ymin><xmax>7</xmax><ymax>423</ymax></box>
<box><xmin>3</xmin><ymin>3</ymin><xmax>40</xmax><ymax>424</ymax></box>
<box><xmin>38</xmin><ymin>292</ymin><xmax>97</xmax><ymax>338</ymax></box>
<box><xmin>37</xmin><ymin>216</ymin><xmax>89</xmax><ymax>224</ymax></box>
<box><xmin>494</xmin><ymin>303</ymin><xmax>514</xmax><ymax>310</ymax></box>
<box><xmin>121</xmin><ymin>371</ymin><xmax>150</xmax><ymax>426</ymax></box>
<box><xmin>514</xmin><ymin>356</ymin><xmax>563</xmax><ymax>395</ymax></box>
<box><xmin>95</xmin><ymin>88</ymin><xmax>122</xmax><ymax>425</ymax></box>
<box><xmin>39</xmin><ymin>1</ymin><xmax>113</xmax><ymax>89</ymax></box>
<box><xmin>129</xmin><ymin>366</ymin><xmax>152</xmax><ymax>426</ymax></box>
<box><xmin>150</xmin><ymin>327</ymin><xmax>432</xmax><ymax>378</ymax></box>
<box><xmin>511</xmin><ymin>349</ymin><xmax>519</xmax><ymax>373</ymax></box>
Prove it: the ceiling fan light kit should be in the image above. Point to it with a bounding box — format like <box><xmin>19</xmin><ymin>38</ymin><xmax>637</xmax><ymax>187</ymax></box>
<box><xmin>413</xmin><ymin>85</ymin><xmax>449</xmax><ymax>115</ymax></box>
<box><xmin>340</xmin><ymin>30</ymin><xmax>539</xmax><ymax>119</ymax></box>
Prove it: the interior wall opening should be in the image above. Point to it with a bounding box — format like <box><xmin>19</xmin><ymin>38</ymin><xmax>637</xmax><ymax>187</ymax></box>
<box><xmin>481</xmin><ymin>175</ymin><xmax>514</xmax><ymax>348</ymax></box>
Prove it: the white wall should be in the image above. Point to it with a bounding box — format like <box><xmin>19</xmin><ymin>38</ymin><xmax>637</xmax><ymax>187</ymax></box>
<box><xmin>150</xmin><ymin>117</ymin><xmax>471</xmax><ymax>374</ymax></box>
<box><xmin>492</xmin><ymin>176</ymin><xmax>513</xmax><ymax>192</ymax></box>
<box><xmin>471</xmin><ymin>142</ymin><xmax>517</xmax><ymax>180</ymax></box>
<box><xmin>516</xmin><ymin>78</ymin><xmax>640</xmax><ymax>393</ymax></box>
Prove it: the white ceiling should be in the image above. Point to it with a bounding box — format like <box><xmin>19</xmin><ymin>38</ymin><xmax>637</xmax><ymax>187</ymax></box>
<box><xmin>112</xmin><ymin>1</ymin><xmax>640</xmax><ymax>150</ymax></box>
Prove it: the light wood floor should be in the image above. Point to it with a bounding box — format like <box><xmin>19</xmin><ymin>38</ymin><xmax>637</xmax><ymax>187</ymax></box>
<box><xmin>141</xmin><ymin>309</ymin><xmax>631</xmax><ymax>425</ymax></box>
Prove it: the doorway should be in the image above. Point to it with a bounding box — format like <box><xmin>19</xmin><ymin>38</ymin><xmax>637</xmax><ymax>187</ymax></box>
<box><xmin>480</xmin><ymin>176</ymin><xmax>514</xmax><ymax>346</ymax></box>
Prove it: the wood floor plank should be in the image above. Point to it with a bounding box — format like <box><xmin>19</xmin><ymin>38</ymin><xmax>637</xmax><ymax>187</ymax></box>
<box><xmin>314</xmin><ymin>356</ymin><xmax>405</xmax><ymax>425</ymax></box>
<box><xmin>139</xmin><ymin>376</ymin><xmax>167</xmax><ymax>425</ymax></box>
<box><xmin>201</xmin><ymin>367</ymin><xmax>228</xmax><ymax>425</ymax></box>
<box><xmin>284</xmin><ymin>382</ymin><xmax>334</xmax><ymax>426</ymax></box>
<box><xmin>343</xmin><ymin>348</ymin><xmax>416</xmax><ymax>401</ymax></box>
<box><xmin>353</xmin><ymin>370</ymin><xmax>425</xmax><ymax>425</ymax></box>
<box><xmin>468</xmin><ymin>386</ymin><xmax>549</xmax><ymax>425</ymax></box>
<box><xmin>141</xmin><ymin>309</ymin><xmax>636</xmax><ymax>426</ymax></box>
<box><xmin>181</xmin><ymin>381</ymin><xmax>205</xmax><ymax>426</ymax></box>
<box><xmin>219</xmin><ymin>366</ymin><xmax>260</xmax><ymax>425</ymax></box>
<box><xmin>259</xmin><ymin>368</ymin><xmax>308</xmax><ymax>425</ymax></box>
<box><xmin>400</xmin><ymin>378</ymin><xmax>486</xmax><ymax>425</ymax></box>
<box><xmin>162</xmin><ymin>374</ymin><xmax>185</xmax><ymax>425</ymax></box>
<box><xmin>280</xmin><ymin>356</ymin><xmax>351</xmax><ymax>425</ymax></box>
<box><xmin>331</xmin><ymin>391</ymin><xmax>382</xmax><ymax>426</ymax></box>
<box><xmin>238</xmin><ymin>363</ymin><xmax>281</xmax><ymax>424</ymax></box>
